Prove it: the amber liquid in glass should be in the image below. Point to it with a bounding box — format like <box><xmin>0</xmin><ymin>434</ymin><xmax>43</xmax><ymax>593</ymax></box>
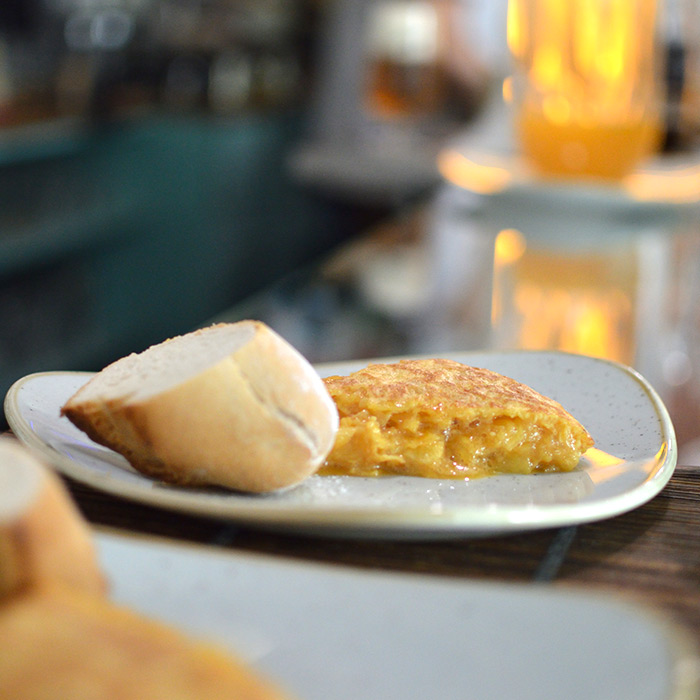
<box><xmin>508</xmin><ymin>0</ymin><xmax>662</xmax><ymax>181</ymax></box>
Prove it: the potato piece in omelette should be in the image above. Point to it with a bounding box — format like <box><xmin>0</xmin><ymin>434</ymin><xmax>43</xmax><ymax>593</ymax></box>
<box><xmin>320</xmin><ymin>358</ymin><xmax>594</xmax><ymax>479</ymax></box>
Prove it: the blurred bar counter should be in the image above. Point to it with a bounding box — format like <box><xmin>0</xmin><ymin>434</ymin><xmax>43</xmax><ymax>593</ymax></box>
<box><xmin>0</xmin><ymin>111</ymin><xmax>355</xmax><ymax>417</ymax></box>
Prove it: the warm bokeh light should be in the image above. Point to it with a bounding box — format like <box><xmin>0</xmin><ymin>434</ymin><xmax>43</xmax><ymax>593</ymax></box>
<box><xmin>502</xmin><ymin>76</ymin><xmax>514</xmax><ymax>104</ymax></box>
<box><xmin>494</xmin><ymin>228</ymin><xmax>527</xmax><ymax>267</ymax></box>
<box><xmin>439</xmin><ymin>141</ymin><xmax>700</xmax><ymax>206</ymax></box>
<box><xmin>624</xmin><ymin>164</ymin><xmax>700</xmax><ymax>203</ymax></box>
<box><xmin>512</xmin><ymin>285</ymin><xmax>633</xmax><ymax>361</ymax></box>
<box><xmin>437</xmin><ymin>150</ymin><xmax>512</xmax><ymax>195</ymax></box>
<box><xmin>492</xmin><ymin>243</ymin><xmax>637</xmax><ymax>365</ymax></box>
<box><xmin>507</xmin><ymin>0</ymin><xmax>662</xmax><ymax>180</ymax></box>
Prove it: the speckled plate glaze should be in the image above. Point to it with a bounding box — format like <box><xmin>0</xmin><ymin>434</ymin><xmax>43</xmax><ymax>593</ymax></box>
<box><xmin>5</xmin><ymin>351</ymin><xmax>677</xmax><ymax>539</ymax></box>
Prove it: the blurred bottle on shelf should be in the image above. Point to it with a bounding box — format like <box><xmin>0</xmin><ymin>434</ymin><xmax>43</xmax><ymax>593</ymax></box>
<box><xmin>51</xmin><ymin>0</ymin><xmax>310</xmax><ymax>122</ymax></box>
<box><xmin>364</xmin><ymin>1</ymin><xmax>444</xmax><ymax>119</ymax></box>
<box><xmin>661</xmin><ymin>0</ymin><xmax>700</xmax><ymax>151</ymax></box>
<box><xmin>362</xmin><ymin>0</ymin><xmax>489</xmax><ymax>136</ymax></box>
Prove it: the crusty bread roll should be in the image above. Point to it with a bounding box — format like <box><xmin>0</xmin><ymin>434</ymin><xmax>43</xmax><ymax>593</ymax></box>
<box><xmin>0</xmin><ymin>437</ymin><xmax>105</xmax><ymax>599</ymax></box>
<box><xmin>0</xmin><ymin>583</ymin><xmax>291</xmax><ymax>700</ymax></box>
<box><xmin>61</xmin><ymin>321</ymin><xmax>339</xmax><ymax>493</ymax></box>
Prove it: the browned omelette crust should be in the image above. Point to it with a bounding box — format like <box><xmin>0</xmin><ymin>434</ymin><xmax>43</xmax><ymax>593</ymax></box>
<box><xmin>320</xmin><ymin>358</ymin><xmax>594</xmax><ymax>479</ymax></box>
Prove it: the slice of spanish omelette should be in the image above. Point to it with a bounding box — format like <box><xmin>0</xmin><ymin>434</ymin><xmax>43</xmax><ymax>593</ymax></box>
<box><xmin>320</xmin><ymin>358</ymin><xmax>593</xmax><ymax>479</ymax></box>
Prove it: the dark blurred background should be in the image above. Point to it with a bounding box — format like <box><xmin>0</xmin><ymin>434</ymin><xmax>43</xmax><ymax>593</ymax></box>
<box><xmin>0</xmin><ymin>0</ymin><xmax>498</xmax><ymax>402</ymax></box>
<box><xmin>0</xmin><ymin>1</ymin><xmax>363</xmax><ymax>399</ymax></box>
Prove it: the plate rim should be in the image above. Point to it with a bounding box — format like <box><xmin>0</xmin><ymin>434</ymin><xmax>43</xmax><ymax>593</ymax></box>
<box><xmin>4</xmin><ymin>350</ymin><xmax>678</xmax><ymax>537</ymax></box>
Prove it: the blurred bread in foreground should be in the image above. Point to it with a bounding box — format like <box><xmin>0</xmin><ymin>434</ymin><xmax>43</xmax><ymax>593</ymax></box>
<box><xmin>0</xmin><ymin>583</ymin><xmax>290</xmax><ymax>700</ymax></box>
<box><xmin>0</xmin><ymin>439</ymin><xmax>292</xmax><ymax>700</ymax></box>
<box><xmin>62</xmin><ymin>321</ymin><xmax>339</xmax><ymax>493</ymax></box>
<box><xmin>0</xmin><ymin>437</ymin><xmax>105</xmax><ymax>599</ymax></box>
<box><xmin>321</xmin><ymin>358</ymin><xmax>594</xmax><ymax>479</ymax></box>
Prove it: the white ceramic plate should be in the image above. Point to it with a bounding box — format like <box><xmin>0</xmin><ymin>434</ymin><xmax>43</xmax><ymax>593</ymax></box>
<box><xmin>5</xmin><ymin>351</ymin><xmax>677</xmax><ymax>539</ymax></box>
<box><xmin>96</xmin><ymin>530</ymin><xmax>699</xmax><ymax>700</ymax></box>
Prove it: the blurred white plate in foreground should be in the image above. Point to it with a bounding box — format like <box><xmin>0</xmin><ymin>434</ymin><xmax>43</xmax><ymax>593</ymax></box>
<box><xmin>97</xmin><ymin>530</ymin><xmax>699</xmax><ymax>700</ymax></box>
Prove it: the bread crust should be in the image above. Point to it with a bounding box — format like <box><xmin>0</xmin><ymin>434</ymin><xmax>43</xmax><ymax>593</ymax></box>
<box><xmin>0</xmin><ymin>438</ymin><xmax>106</xmax><ymax>599</ymax></box>
<box><xmin>62</xmin><ymin>322</ymin><xmax>338</xmax><ymax>493</ymax></box>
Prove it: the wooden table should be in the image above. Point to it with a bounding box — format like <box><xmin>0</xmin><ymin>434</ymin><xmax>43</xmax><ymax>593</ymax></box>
<box><xmin>66</xmin><ymin>462</ymin><xmax>700</xmax><ymax>649</ymax></box>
